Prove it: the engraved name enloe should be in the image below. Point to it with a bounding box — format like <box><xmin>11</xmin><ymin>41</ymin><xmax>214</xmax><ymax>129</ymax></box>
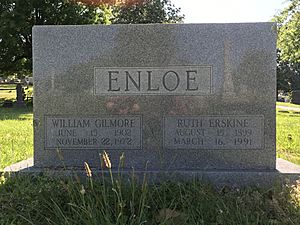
<box><xmin>94</xmin><ymin>66</ymin><xmax>212</xmax><ymax>95</ymax></box>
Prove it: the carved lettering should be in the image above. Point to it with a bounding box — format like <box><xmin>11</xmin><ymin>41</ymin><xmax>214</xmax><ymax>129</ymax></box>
<box><xmin>164</xmin><ymin>116</ymin><xmax>263</xmax><ymax>150</ymax></box>
<box><xmin>108</xmin><ymin>71</ymin><xmax>120</xmax><ymax>91</ymax></box>
<box><xmin>125</xmin><ymin>71</ymin><xmax>141</xmax><ymax>91</ymax></box>
<box><xmin>186</xmin><ymin>70</ymin><xmax>199</xmax><ymax>91</ymax></box>
<box><xmin>162</xmin><ymin>70</ymin><xmax>180</xmax><ymax>91</ymax></box>
<box><xmin>147</xmin><ymin>71</ymin><xmax>159</xmax><ymax>91</ymax></box>
<box><xmin>45</xmin><ymin>116</ymin><xmax>142</xmax><ymax>150</ymax></box>
<box><xmin>94</xmin><ymin>66</ymin><xmax>212</xmax><ymax>95</ymax></box>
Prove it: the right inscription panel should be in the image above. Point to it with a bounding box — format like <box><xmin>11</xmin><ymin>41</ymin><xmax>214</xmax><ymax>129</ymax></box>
<box><xmin>163</xmin><ymin>115</ymin><xmax>264</xmax><ymax>150</ymax></box>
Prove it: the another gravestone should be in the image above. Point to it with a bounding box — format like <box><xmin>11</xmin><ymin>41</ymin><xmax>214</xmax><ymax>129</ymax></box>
<box><xmin>291</xmin><ymin>90</ymin><xmax>300</xmax><ymax>104</ymax></box>
<box><xmin>16</xmin><ymin>83</ymin><xmax>25</xmax><ymax>107</ymax></box>
<box><xmin>33</xmin><ymin>23</ymin><xmax>278</xmax><ymax>185</ymax></box>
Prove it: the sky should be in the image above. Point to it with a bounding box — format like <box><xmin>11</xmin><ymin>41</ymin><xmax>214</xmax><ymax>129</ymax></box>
<box><xmin>171</xmin><ymin>0</ymin><xmax>290</xmax><ymax>23</ymax></box>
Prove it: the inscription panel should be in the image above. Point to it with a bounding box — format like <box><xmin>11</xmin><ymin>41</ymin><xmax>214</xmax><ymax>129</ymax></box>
<box><xmin>94</xmin><ymin>66</ymin><xmax>212</xmax><ymax>95</ymax></box>
<box><xmin>164</xmin><ymin>115</ymin><xmax>264</xmax><ymax>150</ymax></box>
<box><xmin>45</xmin><ymin>116</ymin><xmax>142</xmax><ymax>150</ymax></box>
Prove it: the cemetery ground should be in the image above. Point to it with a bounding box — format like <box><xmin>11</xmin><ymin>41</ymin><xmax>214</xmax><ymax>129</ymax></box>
<box><xmin>0</xmin><ymin>84</ymin><xmax>16</xmax><ymax>101</ymax></box>
<box><xmin>1</xmin><ymin>172</ymin><xmax>300</xmax><ymax>225</ymax></box>
<box><xmin>277</xmin><ymin>102</ymin><xmax>300</xmax><ymax>109</ymax></box>
<box><xmin>0</xmin><ymin>106</ymin><xmax>299</xmax><ymax>223</ymax></box>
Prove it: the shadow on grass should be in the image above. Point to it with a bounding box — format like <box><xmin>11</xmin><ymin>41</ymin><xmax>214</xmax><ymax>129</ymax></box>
<box><xmin>0</xmin><ymin>97</ymin><xmax>12</xmax><ymax>103</ymax></box>
<box><xmin>0</xmin><ymin>105</ymin><xmax>33</xmax><ymax>120</ymax></box>
<box><xmin>278</xmin><ymin>110</ymin><xmax>290</xmax><ymax>113</ymax></box>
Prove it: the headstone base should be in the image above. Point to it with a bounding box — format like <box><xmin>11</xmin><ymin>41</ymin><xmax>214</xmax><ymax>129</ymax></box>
<box><xmin>3</xmin><ymin>158</ymin><xmax>300</xmax><ymax>188</ymax></box>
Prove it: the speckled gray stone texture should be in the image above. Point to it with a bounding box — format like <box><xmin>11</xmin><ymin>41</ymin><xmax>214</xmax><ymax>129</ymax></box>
<box><xmin>4</xmin><ymin>158</ymin><xmax>300</xmax><ymax>188</ymax></box>
<box><xmin>33</xmin><ymin>23</ymin><xmax>277</xmax><ymax>172</ymax></box>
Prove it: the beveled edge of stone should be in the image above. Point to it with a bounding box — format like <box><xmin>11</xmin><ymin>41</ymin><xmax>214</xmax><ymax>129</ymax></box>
<box><xmin>2</xmin><ymin>158</ymin><xmax>299</xmax><ymax>188</ymax></box>
<box><xmin>32</xmin><ymin>22</ymin><xmax>277</xmax><ymax>33</ymax></box>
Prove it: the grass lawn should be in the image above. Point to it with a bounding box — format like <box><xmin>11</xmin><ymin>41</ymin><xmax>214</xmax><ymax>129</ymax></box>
<box><xmin>0</xmin><ymin>84</ymin><xmax>33</xmax><ymax>104</ymax></box>
<box><xmin>277</xmin><ymin>109</ymin><xmax>300</xmax><ymax>164</ymax></box>
<box><xmin>0</xmin><ymin>172</ymin><xmax>300</xmax><ymax>224</ymax></box>
<box><xmin>0</xmin><ymin>84</ymin><xmax>16</xmax><ymax>103</ymax></box>
<box><xmin>0</xmin><ymin>107</ymin><xmax>33</xmax><ymax>170</ymax></box>
<box><xmin>276</xmin><ymin>101</ymin><xmax>300</xmax><ymax>108</ymax></box>
<box><xmin>0</xmin><ymin>84</ymin><xmax>16</xmax><ymax>89</ymax></box>
<box><xmin>0</xmin><ymin>90</ymin><xmax>16</xmax><ymax>101</ymax></box>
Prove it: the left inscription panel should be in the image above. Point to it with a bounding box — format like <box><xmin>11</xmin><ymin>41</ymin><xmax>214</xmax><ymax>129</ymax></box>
<box><xmin>45</xmin><ymin>116</ymin><xmax>142</xmax><ymax>150</ymax></box>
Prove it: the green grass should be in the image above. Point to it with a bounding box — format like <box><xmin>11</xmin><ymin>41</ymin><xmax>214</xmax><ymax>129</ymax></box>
<box><xmin>277</xmin><ymin>109</ymin><xmax>300</xmax><ymax>164</ymax></box>
<box><xmin>1</xmin><ymin>171</ymin><xmax>300</xmax><ymax>225</ymax></box>
<box><xmin>0</xmin><ymin>84</ymin><xmax>16</xmax><ymax>103</ymax></box>
<box><xmin>0</xmin><ymin>84</ymin><xmax>16</xmax><ymax>89</ymax></box>
<box><xmin>276</xmin><ymin>101</ymin><xmax>300</xmax><ymax>108</ymax></box>
<box><xmin>0</xmin><ymin>84</ymin><xmax>33</xmax><ymax>104</ymax></box>
<box><xmin>0</xmin><ymin>90</ymin><xmax>16</xmax><ymax>101</ymax></box>
<box><xmin>0</xmin><ymin>107</ymin><xmax>33</xmax><ymax>170</ymax></box>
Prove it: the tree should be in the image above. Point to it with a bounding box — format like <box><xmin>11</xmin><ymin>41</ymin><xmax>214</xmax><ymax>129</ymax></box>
<box><xmin>275</xmin><ymin>0</ymin><xmax>300</xmax><ymax>63</ymax></box>
<box><xmin>274</xmin><ymin>0</ymin><xmax>300</xmax><ymax>92</ymax></box>
<box><xmin>277</xmin><ymin>50</ymin><xmax>300</xmax><ymax>94</ymax></box>
<box><xmin>0</xmin><ymin>0</ymin><xmax>102</xmax><ymax>77</ymax></box>
<box><xmin>78</xmin><ymin>0</ymin><xmax>184</xmax><ymax>24</ymax></box>
<box><xmin>112</xmin><ymin>0</ymin><xmax>184</xmax><ymax>24</ymax></box>
<box><xmin>0</xmin><ymin>0</ymin><xmax>184</xmax><ymax>77</ymax></box>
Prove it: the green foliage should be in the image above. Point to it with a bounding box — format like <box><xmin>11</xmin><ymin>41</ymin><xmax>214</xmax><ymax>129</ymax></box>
<box><xmin>275</xmin><ymin>0</ymin><xmax>300</xmax><ymax>63</ymax></box>
<box><xmin>0</xmin><ymin>0</ymin><xmax>183</xmax><ymax>77</ymax></box>
<box><xmin>0</xmin><ymin>0</ymin><xmax>103</xmax><ymax>77</ymax></box>
<box><xmin>112</xmin><ymin>0</ymin><xmax>184</xmax><ymax>24</ymax></box>
<box><xmin>277</xmin><ymin>50</ymin><xmax>300</xmax><ymax>92</ymax></box>
<box><xmin>0</xmin><ymin>173</ymin><xmax>300</xmax><ymax>225</ymax></box>
<box><xmin>275</xmin><ymin>0</ymin><xmax>300</xmax><ymax>92</ymax></box>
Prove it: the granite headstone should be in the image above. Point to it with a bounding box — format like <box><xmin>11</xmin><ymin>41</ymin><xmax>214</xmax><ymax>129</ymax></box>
<box><xmin>291</xmin><ymin>90</ymin><xmax>300</xmax><ymax>104</ymax></box>
<box><xmin>16</xmin><ymin>83</ymin><xmax>25</xmax><ymax>107</ymax></box>
<box><xmin>33</xmin><ymin>23</ymin><xmax>277</xmax><ymax>180</ymax></box>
